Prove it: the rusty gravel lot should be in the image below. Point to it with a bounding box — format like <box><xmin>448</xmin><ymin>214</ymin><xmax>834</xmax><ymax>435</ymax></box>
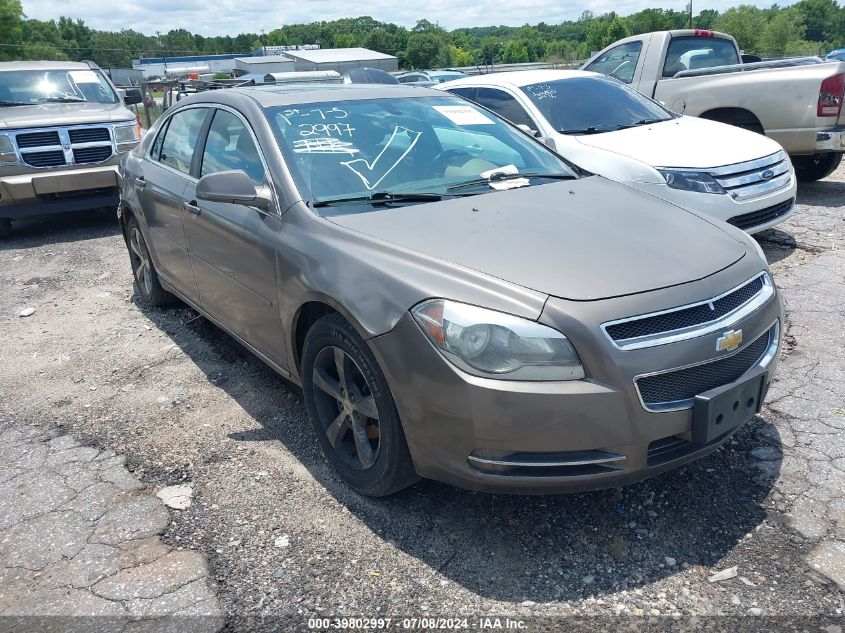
<box><xmin>1</xmin><ymin>166</ymin><xmax>843</xmax><ymax>629</ymax></box>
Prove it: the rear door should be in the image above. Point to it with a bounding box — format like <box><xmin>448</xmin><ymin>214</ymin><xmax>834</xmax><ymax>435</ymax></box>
<box><xmin>182</xmin><ymin>107</ymin><xmax>288</xmax><ymax>368</ymax></box>
<box><xmin>138</xmin><ymin>106</ymin><xmax>209</xmax><ymax>302</ymax></box>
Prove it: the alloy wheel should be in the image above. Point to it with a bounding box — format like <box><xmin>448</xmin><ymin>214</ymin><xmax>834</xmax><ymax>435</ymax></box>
<box><xmin>311</xmin><ymin>345</ymin><xmax>381</xmax><ymax>470</ymax></box>
<box><xmin>129</xmin><ymin>227</ymin><xmax>153</xmax><ymax>296</ymax></box>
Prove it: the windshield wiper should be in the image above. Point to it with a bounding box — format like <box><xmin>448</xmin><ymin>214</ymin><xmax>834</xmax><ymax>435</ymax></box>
<box><xmin>0</xmin><ymin>100</ymin><xmax>28</xmax><ymax>107</ymax></box>
<box><xmin>312</xmin><ymin>191</ymin><xmax>446</xmax><ymax>208</ymax></box>
<box><xmin>446</xmin><ymin>171</ymin><xmax>575</xmax><ymax>191</ymax></box>
<box><xmin>37</xmin><ymin>96</ymin><xmax>85</xmax><ymax>103</ymax></box>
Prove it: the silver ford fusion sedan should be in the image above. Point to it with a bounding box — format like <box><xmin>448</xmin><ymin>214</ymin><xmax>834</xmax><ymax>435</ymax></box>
<box><xmin>118</xmin><ymin>84</ymin><xmax>783</xmax><ymax>496</ymax></box>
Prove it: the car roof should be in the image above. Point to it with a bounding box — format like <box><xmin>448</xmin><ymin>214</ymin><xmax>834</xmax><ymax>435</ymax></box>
<box><xmin>0</xmin><ymin>60</ymin><xmax>93</xmax><ymax>71</ymax></box>
<box><xmin>188</xmin><ymin>83</ymin><xmax>448</xmax><ymax>107</ymax></box>
<box><xmin>440</xmin><ymin>69</ymin><xmax>602</xmax><ymax>89</ymax></box>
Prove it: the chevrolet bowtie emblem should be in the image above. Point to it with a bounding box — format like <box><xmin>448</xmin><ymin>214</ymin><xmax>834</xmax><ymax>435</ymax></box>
<box><xmin>716</xmin><ymin>329</ymin><xmax>743</xmax><ymax>352</ymax></box>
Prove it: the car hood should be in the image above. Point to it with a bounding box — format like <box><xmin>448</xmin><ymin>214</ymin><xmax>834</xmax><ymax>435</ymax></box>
<box><xmin>572</xmin><ymin>116</ymin><xmax>782</xmax><ymax>169</ymax></box>
<box><xmin>0</xmin><ymin>102</ymin><xmax>134</xmax><ymax>129</ymax></box>
<box><xmin>327</xmin><ymin>178</ymin><xmax>746</xmax><ymax>301</ymax></box>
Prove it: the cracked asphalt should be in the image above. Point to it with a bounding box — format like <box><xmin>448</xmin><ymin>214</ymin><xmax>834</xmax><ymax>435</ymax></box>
<box><xmin>0</xmin><ymin>164</ymin><xmax>843</xmax><ymax>631</ymax></box>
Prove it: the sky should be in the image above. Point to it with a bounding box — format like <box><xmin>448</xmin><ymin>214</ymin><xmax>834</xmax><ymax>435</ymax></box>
<box><xmin>20</xmin><ymin>0</ymin><xmax>780</xmax><ymax>37</ymax></box>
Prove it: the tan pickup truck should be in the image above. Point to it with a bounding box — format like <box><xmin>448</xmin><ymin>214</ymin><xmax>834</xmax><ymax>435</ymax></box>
<box><xmin>0</xmin><ymin>61</ymin><xmax>143</xmax><ymax>237</ymax></box>
<box><xmin>583</xmin><ymin>30</ymin><xmax>845</xmax><ymax>181</ymax></box>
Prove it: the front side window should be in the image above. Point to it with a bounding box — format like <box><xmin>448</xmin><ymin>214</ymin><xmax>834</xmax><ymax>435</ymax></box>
<box><xmin>584</xmin><ymin>41</ymin><xmax>643</xmax><ymax>84</ymax></box>
<box><xmin>0</xmin><ymin>68</ymin><xmax>119</xmax><ymax>105</ymax></box>
<box><xmin>471</xmin><ymin>88</ymin><xmax>536</xmax><ymax>129</ymax></box>
<box><xmin>201</xmin><ymin>110</ymin><xmax>265</xmax><ymax>185</ymax></box>
<box><xmin>520</xmin><ymin>76</ymin><xmax>674</xmax><ymax>135</ymax></box>
<box><xmin>662</xmin><ymin>37</ymin><xmax>740</xmax><ymax>77</ymax></box>
<box><xmin>157</xmin><ymin>108</ymin><xmax>208</xmax><ymax>175</ymax></box>
<box><xmin>265</xmin><ymin>95</ymin><xmax>575</xmax><ymax>211</ymax></box>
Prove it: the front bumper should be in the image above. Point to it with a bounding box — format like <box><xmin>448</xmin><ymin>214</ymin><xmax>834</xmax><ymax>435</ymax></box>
<box><xmin>637</xmin><ymin>174</ymin><xmax>796</xmax><ymax>235</ymax></box>
<box><xmin>370</xmin><ymin>258</ymin><xmax>783</xmax><ymax>494</ymax></box>
<box><xmin>0</xmin><ymin>164</ymin><xmax>120</xmax><ymax>218</ymax></box>
<box><xmin>816</xmin><ymin>128</ymin><xmax>845</xmax><ymax>152</ymax></box>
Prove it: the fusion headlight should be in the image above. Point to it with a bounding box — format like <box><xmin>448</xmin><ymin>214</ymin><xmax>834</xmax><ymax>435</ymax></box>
<box><xmin>411</xmin><ymin>299</ymin><xmax>584</xmax><ymax>381</ymax></box>
<box><xmin>0</xmin><ymin>134</ymin><xmax>17</xmax><ymax>162</ymax></box>
<box><xmin>658</xmin><ymin>169</ymin><xmax>725</xmax><ymax>194</ymax></box>
<box><xmin>114</xmin><ymin>123</ymin><xmax>142</xmax><ymax>147</ymax></box>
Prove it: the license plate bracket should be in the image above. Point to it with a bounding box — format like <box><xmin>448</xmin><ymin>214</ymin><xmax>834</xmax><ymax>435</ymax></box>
<box><xmin>692</xmin><ymin>368</ymin><xmax>768</xmax><ymax>445</ymax></box>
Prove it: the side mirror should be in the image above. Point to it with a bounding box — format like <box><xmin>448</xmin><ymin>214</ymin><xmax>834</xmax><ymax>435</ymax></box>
<box><xmin>516</xmin><ymin>123</ymin><xmax>541</xmax><ymax>138</ymax></box>
<box><xmin>123</xmin><ymin>87</ymin><xmax>143</xmax><ymax>105</ymax></box>
<box><xmin>196</xmin><ymin>170</ymin><xmax>273</xmax><ymax>211</ymax></box>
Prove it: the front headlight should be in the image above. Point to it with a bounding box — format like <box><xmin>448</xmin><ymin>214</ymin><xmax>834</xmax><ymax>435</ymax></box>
<box><xmin>658</xmin><ymin>169</ymin><xmax>725</xmax><ymax>194</ymax></box>
<box><xmin>411</xmin><ymin>299</ymin><xmax>585</xmax><ymax>381</ymax></box>
<box><xmin>0</xmin><ymin>134</ymin><xmax>17</xmax><ymax>162</ymax></box>
<box><xmin>114</xmin><ymin>123</ymin><xmax>142</xmax><ymax>146</ymax></box>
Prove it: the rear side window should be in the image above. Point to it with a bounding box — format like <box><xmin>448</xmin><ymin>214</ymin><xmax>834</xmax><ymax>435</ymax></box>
<box><xmin>445</xmin><ymin>87</ymin><xmax>478</xmax><ymax>101</ymax></box>
<box><xmin>472</xmin><ymin>88</ymin><xmax>536</xmax><ymax>129</ymax></box>
<box><xmin>157</xmin><ymin>107</ymin><xmax>208</xmax><ymax>175</ymax></box>
<box><xmin>584</xmin><ymin>41</ymin><xmax>643</xmax><ymax>84</ymax></box>
<box><xmin>662</xmin><ymin>37</ymin><xmax>740</xmax><ymax>77</ymax></box>
<box><xmin>200</xmin><ymin>110</ymin><xmax>266</xmax><ymax>185</ymax></box>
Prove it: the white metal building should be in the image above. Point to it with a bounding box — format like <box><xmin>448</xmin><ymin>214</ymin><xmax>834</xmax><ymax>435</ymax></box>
<box><xmin>282</xmin><ymin>48</ymin><xmax>398</xmax><ymax>73</ymax></box>
<box><xmin>233</xmin><ymin>55</ymin><xmax>295</xmax><ymax>75</ymax></box>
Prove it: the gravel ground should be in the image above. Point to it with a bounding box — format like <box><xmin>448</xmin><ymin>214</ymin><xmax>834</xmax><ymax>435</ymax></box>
<box><xmin>0</xmin><ymin>166</ymin><xmax>843</xmax><ymax>631</ymax></box>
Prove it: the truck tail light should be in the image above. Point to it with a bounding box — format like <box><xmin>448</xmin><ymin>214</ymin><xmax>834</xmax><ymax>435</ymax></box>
<box><xmin>694</xmin><ymin>29</ymin><xmax>715</xmax><ymax>38</ymax></box>
<box><xmin>818</xmin><ymin>73</ymin><xmax>844</xmax><ymax>117</ymax></box>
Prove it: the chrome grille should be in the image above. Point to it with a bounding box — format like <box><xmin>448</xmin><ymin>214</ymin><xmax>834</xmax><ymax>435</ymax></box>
<box><xmin>709</xmin><ymin>151</ymin><xmax>792</xmax><ymax>201</ymax></box>
<box><xmin>16</xmin><ymin>131</ymin><xmax>60</xmax><ymax>149</ymax></box>
<box><xmin>636</xmin><ymin>324</ymin><xmax>775</xmax><ymax>411</ymax></box>
<box><xmin>603</xmin><ymin>273</ymin><xmax>773</xmax><ymax>350</ymax></box>
<box><xmin>11</xmin><ymin>124</ymin><xmax>118</xmax><ymax>169</ymax></box>
<box><xmin>22</xmin><ymin>150</ymin><xmax>66</xmax><ymax>168</ymax></box>
<box><xmin>73</xmin><ymin>146</ymin><xmax>113</xmax><ymax>164</ymax></box>
<box><xmin>68</xmin><ymin>127</ymin><xmax>110</xmax><ymax>144</ymax></box>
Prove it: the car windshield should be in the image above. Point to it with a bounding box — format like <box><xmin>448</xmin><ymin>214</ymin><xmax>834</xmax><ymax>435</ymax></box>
<box><xmin>266</xmin><ymin>95</ymin><xmax>576</xmax><ymax>211</ymax></box>
<box><xmin>520</xmin><ymin>76</ymin><xmax>675</xmax><ymax>135</ymax></box>
<box><xmin>0</xmin><ymin>68</ymin><xmax>119</xmax><ymax>105</ymax></box>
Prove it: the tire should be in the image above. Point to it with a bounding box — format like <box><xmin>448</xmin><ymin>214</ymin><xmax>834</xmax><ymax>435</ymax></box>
<box><xmin>792</xmin><ymin>153</ymin><xmax>843</xmax><ymax>183</ymax></box>
<box><xmin>124</xmin><ymin>215</ymin><xmax>174</xmax><ymax>307</ymax></box>
<box><xmin>0</xmin><ymin>218</ymin><xmax>11</xmax><ymax>239</ymax></box>
<box><xmin>301</xmin><ymin>313</ymin><xmax>419</xmax><ymax>497</ymax></box>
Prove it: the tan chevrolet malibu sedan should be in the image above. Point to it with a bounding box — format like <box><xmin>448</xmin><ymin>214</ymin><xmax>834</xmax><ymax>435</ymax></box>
<box><xmin>117</xmin><ymin>84</ymin><xmax>783</xmax><ymax>496</ymax></box>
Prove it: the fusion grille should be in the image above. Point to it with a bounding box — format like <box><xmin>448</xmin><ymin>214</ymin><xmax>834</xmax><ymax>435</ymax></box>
<box><xmin>728</xmin><ymin>198</ymin><xmax>794</xmax><ymax>231</ymax></box>
<box><xmin>636</xmin><ymin>327</ymin><xmax>772</xmax><ymax>409</ymax></box>
<box><xmin>22</xmin><ymin>150</ymin><xmax>66</xmax><ymax>168</ymax></box>
<box><xmin>68</xmin><ymin>127</ymin><xmax>110</xmax><ymax>144</ymax></box>
<box><xmin>710</xmin><ymin>151</ymin><xmax>792</xmax><ymax>201</ymax></box>
<box><xmin>606</xmin><ymin>276</ymin><xmax>764</xmax><ymax>342</ymax></box>
<box><xmin>73</xmin><ymin>146</ymin><xmax>112</xmax><ymax>164</ymax></box>
<box><xmin>16</xmin><ymin>131</ymin><xmax>60</xmax><ymax>149</ymax></box>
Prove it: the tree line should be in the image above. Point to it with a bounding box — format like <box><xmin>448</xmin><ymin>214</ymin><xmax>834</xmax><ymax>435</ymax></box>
<box><xmin>0</xmin><ymin>0</ymin><xmax>842</xmax><ymax>70</ymax></box>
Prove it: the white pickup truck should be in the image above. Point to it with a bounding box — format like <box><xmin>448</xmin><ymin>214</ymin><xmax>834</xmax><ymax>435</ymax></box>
<box><xmin>583</xmin><ymin>29</ymin><xmax>845</xmax><ymax>181</ymax></box>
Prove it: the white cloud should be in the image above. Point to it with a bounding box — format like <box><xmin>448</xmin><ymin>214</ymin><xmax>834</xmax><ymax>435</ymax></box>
<box><xmin>21</xmin><ymin>0</ymin><xmax>792</xmax><ymax>37</ymax></box>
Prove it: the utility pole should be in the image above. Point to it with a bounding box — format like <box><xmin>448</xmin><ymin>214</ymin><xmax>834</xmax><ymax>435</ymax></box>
<box><xmin>686</xmin><ymin>1</ymin><xmax>693</xmax><ymax>28</ymax></box>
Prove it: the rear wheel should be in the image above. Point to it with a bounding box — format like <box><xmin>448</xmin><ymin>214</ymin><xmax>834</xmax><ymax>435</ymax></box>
<box><xmin>0</xmin><ymin>219</ymin><xmax>11</xmax><ymax>239</ymax></box>
<box><xmin>302</xmin><ymin>313</ymin><xmax>418</xmax><ymax>496</ymax></box>
<box><xmin>125</xmin><ymin>215</ymin><xmax>174</xmax><ymax>307</ymax></box>
<box><xmin>792</xmin><ymin>153</ymin><xmax>843</xmax><ymax>182</ymax></box>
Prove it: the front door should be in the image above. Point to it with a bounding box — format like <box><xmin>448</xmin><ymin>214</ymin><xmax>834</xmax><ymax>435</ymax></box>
<box><xmin>139</xmin><ymin>107</ymin><xmax>210</xmax><ymax>303</ymax></box>
<box><xmin>182</xmin><ymin>108</ymin><xmax>288</xmax><ymax>368</ymax></box>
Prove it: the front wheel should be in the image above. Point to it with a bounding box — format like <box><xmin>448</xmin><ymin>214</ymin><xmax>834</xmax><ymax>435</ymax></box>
<box><xmin>302</xmin><ymin>313</ymin><xmax>419</xmax><ymax>496</ymax></box>
<box><xmin>792</xmin><ymin>153</ymin><xmax>843</xmax><ymax>182</ymax></box>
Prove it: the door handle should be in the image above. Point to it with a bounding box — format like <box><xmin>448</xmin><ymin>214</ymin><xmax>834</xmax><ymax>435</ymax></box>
<box><xmin>134</xmin><ymin>177</ymin><xmax>146</xmax><ymax>189</ymax></box>
<box><xmin>183</xmin><ymin>200</ymin><xmax>201</xmax><ymax>215</ymax></box>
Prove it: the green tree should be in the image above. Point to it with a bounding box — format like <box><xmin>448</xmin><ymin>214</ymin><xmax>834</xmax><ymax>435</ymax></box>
<box><xmin>694</xmin><ymin>9</ymin><xmax>720</xmax><ymax>30</ymax></box>
<box><xmin>448</xmin><ymin>45</ymin><xmax>473</xmax><ymax>66</ymax></box>
<box><xmin>404</xmin><ymin>31</ymin><xmax>444</xmax><ymax>68</ymax></box>
<box><xmin>502</xmin><ymin>40</ymin><xmax>529</xmax><ymax>63</ymax></box>
<box><xmin>793</xmin><ymin>0</ymin><xmax>842</xmax><ymax>42</ymax></box>
<box><xmin>714</xmin><ymin>5</ymin><xmax>767</xmax><ymax>52</ymax></box>
<box><xmin>759</xmin><ymin>8</ymin><xmax>807</xmax><ymax>54</ymax></box>
<box><xmin>0</xmin><ymin>0</ymin><xmax>23</xmax><ymax>61</ymax></box>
